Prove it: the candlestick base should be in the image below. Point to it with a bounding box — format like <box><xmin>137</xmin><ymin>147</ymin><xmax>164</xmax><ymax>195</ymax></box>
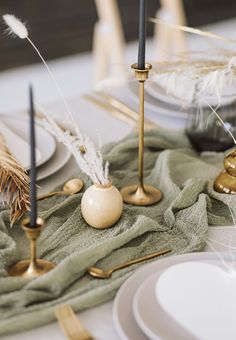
<box><xmin>8</xmin><ymin>259</ymin><xmax>55</xmax><ymax>278</ymax></box>
<box><xmin>8</xmin><ymin>217</ymin><xmax>55</xmax><ymax>278</ymax></box>
<box><xmin>121</xmin><ymin>184</ymin><xmax>163</xmax><ymax>206</ymax></box>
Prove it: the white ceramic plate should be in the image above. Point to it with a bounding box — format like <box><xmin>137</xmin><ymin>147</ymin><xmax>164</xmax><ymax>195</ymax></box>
<box><xmin>154</xmin><ymin>261</ymin><xmax>236</xmax><ymax>340</ymax></box>
<box><xmin>127</xmin><ymin>81</ymin><xmax>191</xmax><ymax>119</ymax></box>
<box><xmin>146</xmin><ymin>81</ymin><xmax>191</xmax><ymax>107</ymax></box>
<box><xmin>37</xmin><ymin>140</ymin><xmax>71</xmax><ymax>181</ymax></box>
<box><xmin>1</xmin><ymin>115</ymin><xmax>56</xmax><ymax>170</ymax></box>
<box><xmin>113</xmin><ymin>252</ymin><xmax>233</xmax><ymax>340</ymax></box>
<box><xmin>146</xmin><ymin>81</ymin><xmax>236</xmax><ymax>108</ymax></box>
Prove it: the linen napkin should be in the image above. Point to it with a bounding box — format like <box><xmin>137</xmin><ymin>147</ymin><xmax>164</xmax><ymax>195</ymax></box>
<box><xmin>0</xmin><ymin>128</ymin><xmax>235</xmax><ymax>335</ymax></box>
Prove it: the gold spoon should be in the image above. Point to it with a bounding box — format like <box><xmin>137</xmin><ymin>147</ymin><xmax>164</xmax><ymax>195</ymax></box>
<box><xmin>88</xmin><ymin>249</ymin><xmax>171</xmax><ymax>279</ymax></box>
<box><xmin>37</xmin><ymin>178</ymin><xmax>84</xmax><ymax>201</ymax></box>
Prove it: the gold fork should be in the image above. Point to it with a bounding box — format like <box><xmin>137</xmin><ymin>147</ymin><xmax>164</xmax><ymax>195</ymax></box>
<box><xmin>55</xmin><ymin>304</ymin><xmax>93</xmax><ymax>340</ymax></box>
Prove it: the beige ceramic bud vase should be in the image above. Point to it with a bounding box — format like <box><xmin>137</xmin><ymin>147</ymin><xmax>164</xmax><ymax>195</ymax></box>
<box><xmin>81</xmin><ymin>181</ymin><xmax>123</xmax><ymax>229</ymax></box>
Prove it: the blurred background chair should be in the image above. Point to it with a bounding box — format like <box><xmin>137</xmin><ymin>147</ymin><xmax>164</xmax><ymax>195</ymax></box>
<box><xmin>154</xmin><ymin>0</ymin><xmax>188</xmax><ymax>61</ymax></box>
<box><xmin>1</xmin><ymin>0</ymin><xmax>236</xmax><ymax>110</ymax></box>
<box><xmin>1</xmin><ymin>0</ymin><xmax>236</xmax><ymax>72</ymax></box>
<box><xmin>93</xmin><ymin>0</ymin><xmax>126</xmax><ymax>84</ymax></box>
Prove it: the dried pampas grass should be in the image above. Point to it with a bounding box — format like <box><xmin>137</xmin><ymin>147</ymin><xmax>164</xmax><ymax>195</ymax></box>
<box><xmin>2</xmin><ymin>13</ymin><xmax>73</xmax><ymax>122</ymax></box>
<box><xmin>149</xmin><ymin>18</ymin><xmax>236</xmax><ymax>105</ymax></box>
<box><xmin>2</xmin><ymin>13</ymin><xmax>111</xmax><ymax>186</ymax></box>
<box><xmin>149</xmin><ymin>17</ymin><xmax>236</xmax><ymax>44</ymax></box>
<box><xmin>151</xmin><ymin>56</ymin><xmax>236</xmax><ymax>105</ymax></box>
<box><xmin>38</xmin><ymin>105</ymin><xmax>109</xmax><ymax>186</ymax></box>
<box><xmin>0</xmin><ymin>135</ymin><xmax>30</xmax><ymax>225</ymax></box>
<box><xmin>3</xmin><ymin>14</ymin><xmax>28</xmax><ymax>39</ymax></box>
<box><xmin>149</xmin><ymin>18</ymin><xmax>236</xmax><ymax>144</ymax></box>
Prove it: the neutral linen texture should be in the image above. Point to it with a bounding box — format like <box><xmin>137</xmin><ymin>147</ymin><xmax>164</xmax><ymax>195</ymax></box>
<box><xmin>0</xmin><ymin>128</ymin><xmax>235</xmax><ymax>335</ymax></box>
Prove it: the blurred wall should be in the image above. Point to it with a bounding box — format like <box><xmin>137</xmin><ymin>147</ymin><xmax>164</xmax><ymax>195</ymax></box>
<box><xmin>0</xmin><ymin>0</ymin><xmax>236</xmax><ymax>71</ymax></box>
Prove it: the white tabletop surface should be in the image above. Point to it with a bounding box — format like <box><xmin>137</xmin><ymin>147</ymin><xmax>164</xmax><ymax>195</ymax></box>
<box><xmin>1</xmin><ymin>17</ymin><xmax>236</xmax><ymax>340</ymax></box>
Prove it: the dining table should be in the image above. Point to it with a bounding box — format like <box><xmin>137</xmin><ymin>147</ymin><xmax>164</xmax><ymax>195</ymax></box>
<box><xmin>1</xmin><ymin>16</ymin><xmax>236</xmax><ymax>340</ymax></box>
<box><xmin>1</xmin><ymin>90</ymin><xmax>235</xmax><ymax>340</ymax></box>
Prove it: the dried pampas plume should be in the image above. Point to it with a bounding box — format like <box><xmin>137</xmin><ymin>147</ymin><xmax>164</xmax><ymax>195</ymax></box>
<box><xmin>149</xmin><ymin>16</ymin><xmax>236</xmax><ymax>104</ymax></box>
<box><xmin>152</xmin><ymin>57</ymin><xmax>236</xmax><ymax>106</ymax></box>
<box><xmin>37</xmin><ymin>104</ymin><xmax>110</xmax><ymax>186</ymax></box>
<box><xmin>2</xmin><ymin>13</ymin><xmax>73</xmax><ymax>122</ymax></box>
<box><xmin>3</xmin><ymin>14</ymin><xmax>28</xmax><ymax>39</ymax></box>
<box><xmin>149</xmin><ymin>17</ymin><xmax>236</xmax><ymax>145</ymax></box>
<box><xmin>2</xmin><ymin>13</ymin><xmax>111</xmax><ymax>186</ymax></box>
<box><xmin>0</xmin><ymin>135</ymin><xmax>30</xmax><ymax>225</ymax></box>
<box><xmin>149</xmin><ymin>17</ymin><xmax>236</xmax><ymax>44</ymax></box>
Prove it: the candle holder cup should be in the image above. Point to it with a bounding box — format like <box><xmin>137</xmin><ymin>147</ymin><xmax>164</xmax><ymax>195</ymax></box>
<box><xmin>121</xmin><ymin>63</ymin><xmax>163</xmax><ymax>206</ymax></box>
<box><xmin>8</xmin><ymin>217</ymin><xmax>55</xmax><ymax>278</ymax></box>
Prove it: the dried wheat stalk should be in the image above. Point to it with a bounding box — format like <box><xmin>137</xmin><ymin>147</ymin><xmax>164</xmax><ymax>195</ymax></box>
<box><xmin>0</xmin><ymin>135</ymin><xmax>30</xmax><ymax>225</ymax></box>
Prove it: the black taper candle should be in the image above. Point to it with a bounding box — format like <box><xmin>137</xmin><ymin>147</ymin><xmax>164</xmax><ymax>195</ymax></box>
<box><xmin>29</xmin><ymin>85</ymin><xmax>37</xmax><ymax>227</ymax></box>
<box><xmin>138</xmin><ymin>0</ymin><xmax>147</xmax><ymax>70</ymax></box>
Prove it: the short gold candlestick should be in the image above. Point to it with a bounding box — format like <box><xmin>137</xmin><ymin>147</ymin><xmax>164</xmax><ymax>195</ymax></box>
<box><xmin>121</xmin><ymin>63</ymin><xmax>163</xmax><ymax>206</ymax></box>
<box><xmin>214</xmin><ymin>148</ymin><xmax>236</xmax><ymax>194</ymax></box>
<box><xmin>8</xmin><ymin>217</ymin><xmax>55</xmax><ymax>278</ymax></box>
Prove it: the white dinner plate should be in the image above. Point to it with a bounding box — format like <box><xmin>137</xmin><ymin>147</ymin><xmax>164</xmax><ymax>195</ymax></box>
<box><xmin>37</xmin><ymin>140</ymin><xmax>71</xmax><ymax>181</ymax></box>
<box><xmin>113</xmin><ymin>252</ymin><xmax>233</xmax><ymax>340</ymax></box>
<box><xmin>146</xmin><ymin>81</ymin><xmax>191</xmax><ymax>108</ymax></box>
<box><xmin>146</xmin><ymin>81</ymin><xmax>236</xmax><ymax>108</ymax></box>
<box><xmin>127</xmin><ymin>81</ymin><xmax>191</xmax><ymax>119</ymax></box>
<box><xmin>1</xmin><ymin>115</ymin><xmax>56</xmax><ymax>170</ymax></box>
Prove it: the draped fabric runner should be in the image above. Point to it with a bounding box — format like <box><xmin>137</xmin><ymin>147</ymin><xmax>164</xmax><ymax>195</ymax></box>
<box><xmin>0</xmin><ymin>128</ymin><xmax>235</xmax><ymax>335</ymax></box>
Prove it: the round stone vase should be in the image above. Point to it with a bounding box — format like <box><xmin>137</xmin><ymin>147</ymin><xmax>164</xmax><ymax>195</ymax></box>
<box><xmin>81</xmin><ymin>183</ymin><xmax>123</xmax><ymax>229</ymax></box>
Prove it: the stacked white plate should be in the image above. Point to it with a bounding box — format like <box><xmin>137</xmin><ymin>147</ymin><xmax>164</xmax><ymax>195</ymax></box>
<box><xmin>127</xmin><ymin>80</ymin><xmax>236</xmax><ymax>130</ymax></box>
<box><xmin>113</xmin><ymin>251</ymin><xmax>236</xmax><ymax>340</ymax></box>
<box><xmin>0</xmin><ymin>114</ymin><xmax>71</xmax><ymax>181</ymax></box>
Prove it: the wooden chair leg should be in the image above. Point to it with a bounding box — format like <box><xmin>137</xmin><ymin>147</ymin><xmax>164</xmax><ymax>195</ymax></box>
<box><xmin>92</xmin><ymin>22</ymin><xmax>110</xmax><ymax>84</ymax></box>
<box><xmin>154</xmin><ymin>0</ymin><xmax>188</xmax><ymax>60</ymax></box>
<box><xmin>93</xmin><ymin>0</ymin><xmax>126</xmax><ymax>84</ymax></box>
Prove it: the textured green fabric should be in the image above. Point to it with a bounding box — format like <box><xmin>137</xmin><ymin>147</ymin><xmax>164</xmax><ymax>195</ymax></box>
<box><xmin>0</xmin><ymin>128</ymin><xmax>235</xmax><ymax>335</ymax></box>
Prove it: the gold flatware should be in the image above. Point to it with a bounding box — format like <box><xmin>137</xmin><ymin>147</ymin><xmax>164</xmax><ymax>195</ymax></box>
<box><xmin>97</xmin><ymin>92</ymin><xmax>139</xmax><ymax>121</ymax></box>
<box><xmin>95</xmin><ymin>92</ymin><xmax>156</xmax><ymax>129</ymax></box>
<box><xmin>88</xmin><ymin>249</ymin><xmax>171</xmax><ymax>279</ymax></box>
<box><xmin>83</xmin><ymin>94</ymin><xmax>136</xmax><ymax>126</ymax></box>
<box><xmin>37</xmin><ymin>178</ymin><xmax>83</xmax><ymax>201</ymax></box>
<box><xmin>55</xmin><ymin>304</ymin><xmax>93</xmax><ymax>340</ymax></box>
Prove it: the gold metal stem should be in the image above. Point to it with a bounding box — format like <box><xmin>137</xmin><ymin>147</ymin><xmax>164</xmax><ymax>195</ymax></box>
<box><xmin>31</xmin><ymin>238</ymin><xmax>37</xmax><ymax>263</ymax></box>
<box><xmin>27</xmin><ymin>238</ymin><xmax>37</xmax><ymax>275</ymax></box>
<box><xmin>120</xmin><ymin>63</ymin><xmax>163</xmax><ymax>206</ymax></box>
<box><xmin>139</xmin><ymin>81</ymin><xmax>145</xmax><ymax>189</ymax></box>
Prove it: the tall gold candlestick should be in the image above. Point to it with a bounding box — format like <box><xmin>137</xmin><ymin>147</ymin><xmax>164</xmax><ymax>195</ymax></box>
<box><xmin>8</xmin><ymin>217</ymin><xmax>55</xmax><ymax>278</ymax></box>
<box><xmin>121</xmin><ymin>63</ymin><xmax>163</xmax><ymax>206</ymax></box>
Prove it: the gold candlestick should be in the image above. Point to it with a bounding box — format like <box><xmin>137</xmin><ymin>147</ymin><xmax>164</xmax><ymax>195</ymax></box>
<box><xmin>8</xmin><ymin>217</ymin><xmax>55</xmax><ymax>278</ymax></box>
<box><xmin>214</xmin><ymin>148</ymin><xmax>236</xmax><ymax>194</ymax></box>
<box><xmin>121</xmin><ymin>63</ymin><xmax>163</xmax><ymax>206</ymax></box>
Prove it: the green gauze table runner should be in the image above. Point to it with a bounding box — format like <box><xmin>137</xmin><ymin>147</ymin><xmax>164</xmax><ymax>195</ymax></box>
<box><xmin>0</xmin><ymin>128</ymin><xmax>235</xmax><ymax>335</ymax></box>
